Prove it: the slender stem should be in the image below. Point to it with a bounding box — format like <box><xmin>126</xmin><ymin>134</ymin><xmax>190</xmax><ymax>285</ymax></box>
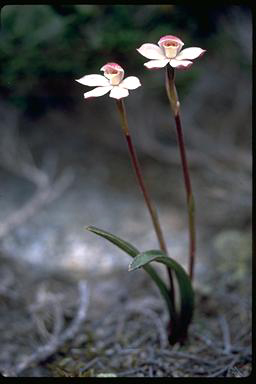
<box><xmin>165</xmin><ymin>66</ymin><xmax>196</xmax><ymax>281</ymax></box>
<box><xmin>115</xmin><ymin>99</ymin><xmax>175</xmax><ymax>302</ymax></box>
<box><xmin>116</xmin><ymin>99</ymin><xmax>167</xmax><ymax>253</ymax></box>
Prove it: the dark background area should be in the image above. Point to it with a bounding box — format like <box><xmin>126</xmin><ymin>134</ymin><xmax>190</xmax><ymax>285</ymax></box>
<box><xmin>0</xmin><ymin>5</ymin><xmax>252</xmax><ymax>377</ymax></box>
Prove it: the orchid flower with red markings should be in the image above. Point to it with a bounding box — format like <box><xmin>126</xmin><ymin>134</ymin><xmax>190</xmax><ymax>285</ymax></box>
<box><xmin>75</xmin><ymin>63</ymin><xmax>141</xmax><ymax>99</ymax></box>
<box><xmin>138</xmin><ymin>35</ymin><xmax>207</xmax><ymax>283</ymax></box>
<box><xmin>137</xmin><ymin>35</ymin><xmax>206</xmax><ymax>70</ymax></box>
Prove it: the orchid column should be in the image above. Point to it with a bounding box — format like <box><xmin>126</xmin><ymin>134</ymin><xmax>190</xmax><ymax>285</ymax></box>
<box><xmin>137</xmin><ymin>36</ymin><xmax>206</xmax><ymax>281</ymax></box>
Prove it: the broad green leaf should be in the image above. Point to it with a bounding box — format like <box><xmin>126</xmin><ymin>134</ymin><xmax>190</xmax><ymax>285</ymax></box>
<box><xmin>129</xmin><ymin>250</ymin><xmax>194</xmax><ymax>344</ymax></box>
<box><xmin>85</xmin><ymin>226</ymin><xmax>172</xmax><ymax>313</ymax></box>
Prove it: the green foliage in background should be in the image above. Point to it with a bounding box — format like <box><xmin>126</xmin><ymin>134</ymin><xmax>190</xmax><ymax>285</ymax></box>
<box><xmin>1</xmin><ymin>4</ymin><xmax>247</xmax><ymax>110</ymax></box>
<box><xmin>0</xmin><ymin>5</ymin><xmax>208</xmax><ymax>107</ymax></box>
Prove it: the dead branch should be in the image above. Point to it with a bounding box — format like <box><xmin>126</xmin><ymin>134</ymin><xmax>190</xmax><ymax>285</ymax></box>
<box><xmin>0</xmin><ymin>169</ymin><xmax>74</xmax><ymax>240</ymax></box>
<box><xmin>207</xmin><ymin>356</ymin><xmax>240</xmax><ymax>378</ymax></box>
<box><xmin>0</xmin><ymin>110</ymin><xmax>50</xmax><ymax>189</ymax></box>
<box><xmin>218</xmin><ymin>315</ymin><xmax>232</xmax><ymax>355</ymax></box>
<box><xmin>28</xmin><ymin>284</ymin><xmax>65</xmax><ymax>341</ymax></box>
<box><xmin>0</xmin><ymin>104</ymin><xmax>75</xmax><ymax>241</ymax></box>
<box><xmin>2</xmin><ymin>281</ymin><xmax>89</xmax><ymax>377</ymax></box>
<box><xmin>124</xmin><ymin>301</ymin><xmax>168</xmax><ymax>349</ymax></box>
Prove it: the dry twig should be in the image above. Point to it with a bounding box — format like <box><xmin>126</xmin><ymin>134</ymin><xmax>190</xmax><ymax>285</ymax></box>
<box><xmin>0</xmin><ymin>104</ymin><xmax>74</xmax><ymax>241</ymax></box>
<box><xmin>2</xmin><ymin>281</ymin><xmax>89</xmax><ymax>377</ymax></box>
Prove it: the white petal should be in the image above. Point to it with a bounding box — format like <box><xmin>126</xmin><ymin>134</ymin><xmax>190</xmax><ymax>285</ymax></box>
<box><xmin>76</xmin><ymin>74</ymin><xmax>110</xmax><ymax>87</ymax></box>
<box><xmin>109</xmin><ymin>86</ymin><xmax>129</xmax><ymax>99</ymax></box>
<box><xmin>144</xmin><ymin>59</ymin><xmax>169</xmax><ymax>69</ymax></box>
<box><xmin>83</xmin><ymin>86</ymin><xmax>113</xmax><ymax>99</ymax></box>
<box><xmin>169</xmin><ymin>59</ymin><xmax>193</xmax><ymax>69</ymax></box>
<box><xmin>137</xmin><ymin>44</ymin><xmax>166</xmax><ymax>60</ymax></box>
<box><xmin>175</xmin><ymin>47</ymin><xmax>206</xmax><ymax>61</ymax></box>
<box><xmin>119</xmin><ymin>76</ymin><xmax>141</xmax><ymax>90</ymax></box>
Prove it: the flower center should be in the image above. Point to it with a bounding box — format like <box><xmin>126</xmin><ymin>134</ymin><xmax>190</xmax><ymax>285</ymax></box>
<box><xmin>162</xmin><ymin>40</ymin><xmax>181</xmax><ymax>58</ymax></box>
<box><xmin>108</xmin><ymin>69</ymin><xmax>118</xmax><ymax>74</ymax></box>
<box><xmin>165</xmin><ymin>42</ymin><xmax>179</xmax><ymax>47</ymax></box>
<box><xmin>104</xmin><ymin>68</ymin><xmax>123</xmax><ymax>85</ymax></box>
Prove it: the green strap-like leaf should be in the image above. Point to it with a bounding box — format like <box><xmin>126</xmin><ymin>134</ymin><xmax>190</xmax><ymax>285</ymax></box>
<box><xmin>129</xmin><ymin>250</ymin><xmax>194</xmax><ymax>344</ymax></box>
<box><xmin>85</xmin><ymin>226</ymin><xmax>172</xmax><ymax>313</ymax></box>
<box><xmin>86</xmin><ymin>226</ymin><xmax>139</xmax><ymax>257</ymax></box>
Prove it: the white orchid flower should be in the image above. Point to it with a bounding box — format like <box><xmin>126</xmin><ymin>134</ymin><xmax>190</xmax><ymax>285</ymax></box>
<box><xmin>137</xmin><ymin>35</ymin><xmax>206</xmax><ymax>70</ymax></box>
<box><xmin>75</xmin><ymin>63</ymin><xmax>141</xmax><ymax>99</ymax></box>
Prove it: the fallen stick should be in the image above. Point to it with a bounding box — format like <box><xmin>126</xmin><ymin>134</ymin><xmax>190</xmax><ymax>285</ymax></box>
<box><xmin>0</xmin><ymin>170</ymin><xmax>74</xmax><ymax>240</ymax></box>
<box><xmin>2</xmin><ymin>281</ymin><xmax>89</xmax><ymax>377</ymax></box>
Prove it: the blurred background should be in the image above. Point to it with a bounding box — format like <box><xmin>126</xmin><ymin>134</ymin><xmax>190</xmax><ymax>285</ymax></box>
<box><xmin>0</xmin><ymin>4</ymin><xmax>251</xmax><ymax>272</ymax></box>
<box><xmin>0</xmin><ymin>5</ymin><xmax>252</xmax><ymax>377</ymax></box>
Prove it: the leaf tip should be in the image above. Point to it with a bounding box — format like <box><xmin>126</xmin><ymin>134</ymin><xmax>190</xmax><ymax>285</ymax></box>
<box><xmin>85</xmin><ymin>225</ymin><xmax>93</xmax><ymax>231</ymax></box>
<box><xmin>128</xmin><ymin>262</ymin><xmax>133</xmax><ymax>271</ymax></box>
<box><xmin>128</xmin><ymin>260</ymin><xmax>139</xmax><ymax>272</ymax></box>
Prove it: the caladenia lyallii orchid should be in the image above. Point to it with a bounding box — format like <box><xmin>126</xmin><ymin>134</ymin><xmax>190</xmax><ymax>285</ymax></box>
<box><xmin>76</xmin><ymin>62</ymin><xmax>194</xmax><ymax>345</ymax></box>
<box><xmin>76</xmin><ymin>63</ymin><xmax>167</xmax><ymax>255</ymax></box>
<box><xmin>138</xmin><ymin>35</ymin><xmax>206</xmax><ymax>283</ymax></box>
<box><xmin>137</xmin><ymin>35</ymin><xmax>206</xmax><ymax>70</ymax></box>
<box><xmin>75</xmin><ymin>62</ymin><xmax>141</xmax><ymax>99</ymax></box>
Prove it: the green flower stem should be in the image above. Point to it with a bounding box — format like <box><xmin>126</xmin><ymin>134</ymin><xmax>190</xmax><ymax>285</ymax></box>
<box><xmin>165</xmin><ymin>66</ymin><xmax>196</xmax><ymax>281</ymax></box>
<box><xmin>115</xmin><ymin>98</ymin><xmax>175</xmax><ymax>303</ymax></box>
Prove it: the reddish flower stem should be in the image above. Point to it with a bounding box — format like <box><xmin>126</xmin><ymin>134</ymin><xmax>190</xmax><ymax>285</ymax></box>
<box><xmin>165</xmin><ymin>66</ymin><xmax>196</xmax><ymax>281</ymax></box>
<box><xmin>116</xmin><ymin>98</ymin><xmax>175</xmax><ymax>304</ymax></box>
